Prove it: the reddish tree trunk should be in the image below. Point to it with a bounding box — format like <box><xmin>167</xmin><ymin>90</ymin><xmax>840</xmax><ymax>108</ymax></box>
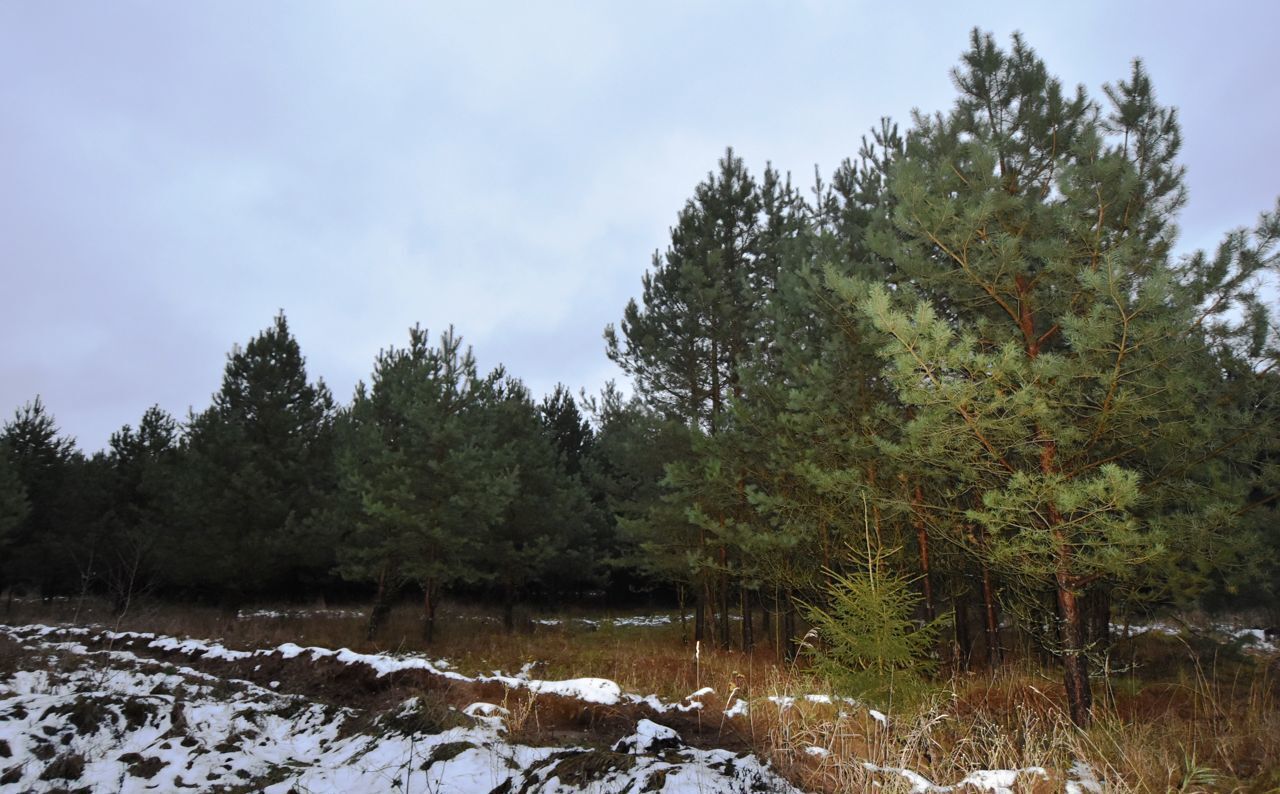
<box><xmin>1057</xmin><ymin>573</ymin><xmax>1092</xmax><ymax>727</ymax></box>
<box><xmin>1044</xmin><ymin>438</ymin><xmax>1092</xmax><ymax>728</ymax></box>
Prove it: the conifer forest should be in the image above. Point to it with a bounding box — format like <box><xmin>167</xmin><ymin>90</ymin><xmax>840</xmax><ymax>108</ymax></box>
<box><xmin>3</xmin><ymin>30</ymin><xmax>1280</xmax><ymax>793</ymax></box>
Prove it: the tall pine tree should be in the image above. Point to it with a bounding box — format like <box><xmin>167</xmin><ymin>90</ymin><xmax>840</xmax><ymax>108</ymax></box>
<box><xmin>1</xmin><ymin>398</ymin><xmax>78</xmax><ymax>597</ymax></box>
<box><xmin>177</xmin><ymin>311</ymin><xmax>336</xmax><ymax>604</ymax></box>
<box><xmin>854</xmin><ymin>32</ymin><xmax>1277</xmax><ymax>726</ymax></box>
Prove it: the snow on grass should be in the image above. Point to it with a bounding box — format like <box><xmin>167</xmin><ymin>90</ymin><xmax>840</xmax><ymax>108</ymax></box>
<box><xmin>1118</xmin><ymin>620</ymin><xmax>1277</xmax><ymax>653</ymax></box>
<box><xmin>1</xmin><ymin>624</ymin><xmax>800</xmax><ymax>794</ymax></box>
<box><xmin>1066</xmin><ymin>760</ymin><xmax>1106</xmax><ymax>794</ymax></box>
<box><xmin>612</xmin><ymin>718</ymin><xmax>682</xmax><ymax>754</ymax></box>
<box><xmin>1224</xmin><ymin>626</ymin><xmax>1277</xmax><ymax>652</ymax></box>
<box><xmin>862</xmin><ymin>762</ymin><xmax>1049</xmax><ymax>793</ymax></box>
<box><xmin>531</xmin><ymin>613</ymin><xmax>675</xmax><ymax>629</ymax></box>
<box><xmin>958</xmin><ymin>767</ymin><xmax>1048</xmax><ymax>792</ymax></box>
<box><xmin>8</xmin><ymin>623</ymin><xmax>734</xmax><ymax>714</ymax></box>
<box><xmin>236</xmin><ymin>608</ymin><xmax>366</xmax><ymax>620</ymax></box>
<box><xmin>490</xmin><ymin>673</ymin><xmax>623</xmax><ymax>704</ymax></box>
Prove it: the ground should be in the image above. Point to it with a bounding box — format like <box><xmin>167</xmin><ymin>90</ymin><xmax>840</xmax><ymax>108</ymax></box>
<box><xmin>1</xmin><ymin>601</ymin><xmax>1277</xmax><ymax>792</ymax></box>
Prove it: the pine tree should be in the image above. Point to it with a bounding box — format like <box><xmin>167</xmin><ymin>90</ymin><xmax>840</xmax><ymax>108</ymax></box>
<box><xmin>177</xmin><ymin>312</ymin><xmax>336</xmax><ymax>603</ymax></box>
<box><xmin>605</xmin><ymin>147</ymin><xmax>764</xmax><ymax>433</ymax></box>
<box><xmin>60</xmin><ymin>451</ymin><xmax>117</xmax><ymax>609</ymax></box>
<box><xmin>854</xmin><ymin>31</ymin><xmax>1277</xmax><ymax>726</ymax></box>
<box><xmin>581</xmin><ymin>384</ymin><xmax>698</xmax><ymax>612</ymax></box>
<box><xmin>605</xmin><ymin>148</ymin><xmax>772</xmax><ymax>644</ymax></box>
<box><xmin>1</xmin><ymin>398</ymin><xmax>78</xmax><ymax>596</ymax></box>
<box><xmin>104</xmin><ymin>406</ymin><xmax>180</xmax><ymax>612</ymax></box>
<box><xmin>0</xmin><ymin>441</ymin><xmax>31</xmax><ymax>599</ymax></box>
<box><xmin>482</xmin><ymin>378</ymin><xmax>596</xmax><ymax>628</ymax></box>
<box><xmin>539</xmin><ymin>384</ymin><xmax>594</xmax><ymax>476</ymax></box>
<box><xmin>803</xmin><ymin>537</ymin><xmax>939</xmax><ymax>707</ymax></box>
<box><xmin>1154</xmin><ymin>201</ymin><xmax>1280</xmax><ymax>611</ymax></box>
<box><xmin>336</xmin><ymin>325</ymin><xmax>515</xmax><ymax>641</ymax></box>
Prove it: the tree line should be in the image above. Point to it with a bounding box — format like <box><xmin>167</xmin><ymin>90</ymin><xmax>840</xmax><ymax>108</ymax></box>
<box><xmin>1</xmin><ymin>31</ymin><xmax>1277</xmax><ymax>727</ymax></box>
<box><xmin>0</xmin><ymin>317</ymin><xmax>652</xmax><ymax>642</ymax></box>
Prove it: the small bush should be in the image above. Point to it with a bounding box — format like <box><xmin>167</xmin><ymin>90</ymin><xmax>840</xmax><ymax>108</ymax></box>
<box><xmin>802</xmin><ymin>542</ymin><xmax>938</xmax><ymax>708</ymax></box>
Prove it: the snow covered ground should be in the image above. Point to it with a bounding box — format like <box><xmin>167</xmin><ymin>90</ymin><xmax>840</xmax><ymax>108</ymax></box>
<box><xmin>1120</xmin><ymin>620</ymin><xmax>1278</xmax><ymax>653</ymax></box>
<box><xmin>0</xmin><ymin>623</ymin><xmax>794</xmax><ymax>793</ymax></box>
<box><xmin>531</xmin><ymin>614</ymin><xmax>675</xmax><ymax>629</ymax></box>
<box><xmin>0</xmin><ymin>622</ymin><xmax>1123</xmax><ymax>793</ymax></box>
<box><xmin>237</xmin><ymin>608</ymin><xmax>367</xmax><ymax>620</ymax></box>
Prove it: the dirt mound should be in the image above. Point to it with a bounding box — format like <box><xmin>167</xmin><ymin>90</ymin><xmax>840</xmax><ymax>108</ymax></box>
<box><xmin>74</xmin><ymin>628</ymin><xmax>752</xmax><ymax>753</ymax></box>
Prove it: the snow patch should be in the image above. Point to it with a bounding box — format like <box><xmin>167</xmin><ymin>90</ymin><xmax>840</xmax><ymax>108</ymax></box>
<box><xmin>863</xmin><ymin>762</ymin><xmax>1049</xmax><ymax>793</ymax></box>
<box><xmin>1066</xmin><ymin>760</ymin><xmax>1105</xmax><ymax>793</ymax></box>
<box><xmin>613</xmin><ymin>718</ymin><xmax>683</xmax><ymax>754</ymax></box>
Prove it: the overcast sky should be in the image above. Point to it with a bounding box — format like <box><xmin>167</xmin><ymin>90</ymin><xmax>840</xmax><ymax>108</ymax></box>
<box><xmin>3</xmin><ymin>2</ymin><xmax>1278</xmax><ymax>452</ymax></box>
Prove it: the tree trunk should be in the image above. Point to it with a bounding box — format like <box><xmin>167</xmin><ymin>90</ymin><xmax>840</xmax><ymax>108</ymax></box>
<box><xmin>717</xmin><ymin>549</ymin><xmax>730</xmax><ymax>650</ymax></box>
<box><xmin>366</xmin><ymin>564</ymin><xmax>393</xmax><ymax>640</ymax></box>
<box><xmin>953</xmin><ymin>591</ymin><xmax>973</xmax><ymax>669</ymax></box>
<box><xmin>1085</xmin><ymin>587</ymin><xmax>1111</xmax><ymax>649</ymax></box>
<box><xmin>773</xmin><ymin>588</ymin><xmax>785</xmax><ymax>660</ymax></box>
<box><xmin>971</xmin><ymin>520</ymin><xmax>1002</xmax><ymax>668</ymax></box>
<box><xmin>502</xmin><ymin>579</ymin><xmax>516</xmax><ymax>633</ymax></box>
<box><xmin>980</xmin><ymin>561</ymin><xmax>1002</xmax><ymax>668</ymax></box>
<box><xmin>783</xmin><ymin>593</ymin><xmax>799</xmax><ymax>662</ymax></box>
<box><xmin>912</xmin><ymin>483</ymin><xmax>936</xmax><ymax>621</ymax></box>
<box><xmin>422</xmin><ymin>580</ymin><xmax>438</xmax><ymax>644</ymax></box>
<box><xmin>820</xmin><ymin>522</ymin><xmax>830</xmax><ymax>570</ymax></box>
<box><xmin>678</xmin><ymin>585</ymin><xmax>688</xmax><ymax>645</ymax></box>
<box><xmin>694</xmin><ymin>583</ymin><xmax>707</xmax><ymax>644</ymax></box>
<box><xmin>1057</xmin><ymin>575</ymin><xmax>1092</xmax><ymax>728</ymax></box>
<box><xmin>1043</xmin><ymin>432</ymin><xmax>1093</xmax><ymax>728</ymax></box>
<box><xmin>739</xmin><ymin>581</ymin><xmax>753</xmax><ymax>651</ymax></box>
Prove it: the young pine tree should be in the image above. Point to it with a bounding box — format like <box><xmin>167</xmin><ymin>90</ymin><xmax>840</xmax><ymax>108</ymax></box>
<box><xmin>336</xmin><ymin>325</ymin><xmax>515</xmax><ymax>642</ymax></box>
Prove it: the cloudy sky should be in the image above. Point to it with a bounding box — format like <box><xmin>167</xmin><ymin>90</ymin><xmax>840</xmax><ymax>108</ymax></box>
<box><xmin>3</xmin><ymin>2</ymin><xmax>1277</xmax><ymax>452</ymax></box>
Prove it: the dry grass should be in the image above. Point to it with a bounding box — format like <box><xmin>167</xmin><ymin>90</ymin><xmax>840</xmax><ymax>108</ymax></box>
<box><xmin>5</xmin><ymin>596</ymin><xmax>1279</xmax><ymax>792</ymax></box>
<box><xmin>749</xmin><ymin>653</ymin><xmax>1280</xmax><ymax>793</ymax></box>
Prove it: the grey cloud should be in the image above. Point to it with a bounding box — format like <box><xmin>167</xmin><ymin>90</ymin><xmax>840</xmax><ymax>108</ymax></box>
<box><xmin>2</xmin><ymin>2</ymin><xmax>1277</xmax><ymax>449</ymax></box>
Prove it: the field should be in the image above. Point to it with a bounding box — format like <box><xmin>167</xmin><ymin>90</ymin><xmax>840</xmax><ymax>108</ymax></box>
<box><xmin>2</xmin><ymin>598</ymin><xmax>1278</xmax><ymax>793</ymax></box>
